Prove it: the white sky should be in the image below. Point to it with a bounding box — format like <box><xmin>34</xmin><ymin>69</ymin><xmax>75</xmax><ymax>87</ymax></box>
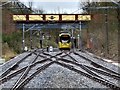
<box><xmin>19</xmin><ymin>0</ymin><xmax>82</xmax><ymax>14</ymax></box>
<box><xmin>19</xmin><ymin>0</ymin><xmax>80</xmax><ymax>2</ymax></box>
<box><xmin>19</xmin><ymin>0</ymin><xmax>120</xmax><ymax>13</ymax></box>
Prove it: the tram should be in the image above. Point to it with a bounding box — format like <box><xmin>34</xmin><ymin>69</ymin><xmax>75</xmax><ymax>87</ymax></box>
<box><xmin>58</xmin><ymin>32</ymin><xmax>71</xmax><ymax>50</ymax></box>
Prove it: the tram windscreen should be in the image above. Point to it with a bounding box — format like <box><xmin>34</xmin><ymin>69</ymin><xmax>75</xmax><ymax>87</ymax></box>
<box><xmin>60</xmin><ymin>35</ymin><xmax>70</xmax><ymax>42</ymax></box>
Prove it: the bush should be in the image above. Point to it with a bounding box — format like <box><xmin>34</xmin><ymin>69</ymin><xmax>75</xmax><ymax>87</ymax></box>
<box><xmin>2</xmin><ymin>31</ymin><xmax>22</xmax><ymax>54</ymax></box>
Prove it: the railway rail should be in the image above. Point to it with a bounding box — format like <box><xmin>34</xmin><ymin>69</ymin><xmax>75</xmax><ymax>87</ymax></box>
<box><xmin>0</xmin><ymin>49</ymin><xmax>120</xmax><ymax>89</ymax></box>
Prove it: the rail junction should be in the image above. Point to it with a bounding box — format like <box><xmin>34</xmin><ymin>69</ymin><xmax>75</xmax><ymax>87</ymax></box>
<box><xmin>1</xmin><ymin>0</ymin><xmax>120</xmax><ymax>89</ymax></box>
<box><xmin>0</xmin><ymin>49</ymin><xmax>120</xmax><ymax>89</ymax></box>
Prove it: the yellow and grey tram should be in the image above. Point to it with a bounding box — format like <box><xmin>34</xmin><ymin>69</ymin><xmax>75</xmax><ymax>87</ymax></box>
<box><xmin>58</xmin><ymin>32</ymin><xmax>71</xmax><ymax>50</ymax></box>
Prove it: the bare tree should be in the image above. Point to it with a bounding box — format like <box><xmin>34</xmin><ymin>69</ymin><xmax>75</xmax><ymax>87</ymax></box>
<box><xmin>35</xmin><ymin>7</ymin><xmax>45</xmax><ymax>14</ymax></box>
<box><xmin>57</xmin><ymin>6</ymin><xmax>60</xmax><ymax>14</ymax></box>
<box><xmin>38</xmin><ymin>7</ymin><xmax>45</xmax><ymax>14</ymax></box>
<box><xmin>28</xmin><ymin>1</ymin><xmax>45</xmax><ymax>14</ymax></box>
<box><xmin>28</xmin><ymin>1</ymin><xmax>33</xmax><ymax>10</ymax></box>
<box><xmin>79</xmin><ymin>0</ymin><xmax>91</xmax><ymax>14</ymax></box>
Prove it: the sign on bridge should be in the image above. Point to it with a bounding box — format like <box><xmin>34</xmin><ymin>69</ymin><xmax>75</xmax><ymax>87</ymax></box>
<box><xmin>13</xmin><ymin>14</ymin><xmax>91</xmax><ymax>23</ymax></box>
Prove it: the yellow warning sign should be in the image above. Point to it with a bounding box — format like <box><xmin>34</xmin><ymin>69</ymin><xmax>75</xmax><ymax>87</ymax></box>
<box><xmin>13</xmin><ymin>14</ymin><xmax>91</xmax><ymax>22</ymax></box>
<box><xmin>62</xmin><ymin>15</ymin><xmax>75</xmax><ymax>21</ymax></box>
<box><xmin>29</xmin><ymin>15</ymin><xmax>43</xmax><ymax>21</ymax></box>
<box><xmin>78</xmin><ymin>15</ymin><xmax>91</xmax><ymax>21</ymax></box>
<box><xmin>13</xmin><ymin>15</ymin><xmax>26</xmax><ymax>21</ymax></box>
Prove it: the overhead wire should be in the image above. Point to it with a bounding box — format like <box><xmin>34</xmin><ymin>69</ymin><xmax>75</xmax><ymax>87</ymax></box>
<box><xmin>21</xmin><ymin>1</ymin><xmax>83</xmax><ymax>30</ymax></box>
<box><xmin>10</xmin><ymin>0</ymin><xmax>84</xmax><ymax>30</ymax></box>
<box><xmin>12</xmin><ymin>1</ymin><xmax>86</xmax><ymax>30</ymax></box>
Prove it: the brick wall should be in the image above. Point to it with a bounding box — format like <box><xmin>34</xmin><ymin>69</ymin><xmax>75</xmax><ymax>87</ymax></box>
<box><xmin>2</xmin><ymin>7</ymin><xmax>16</xmax><ymax>34</ymax></box>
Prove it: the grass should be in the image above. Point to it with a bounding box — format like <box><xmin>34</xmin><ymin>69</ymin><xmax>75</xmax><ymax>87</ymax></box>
<box><xmin>2</xmin><ymin>43</ymin><xmax>17</xmax><ymax>61</ymax></box>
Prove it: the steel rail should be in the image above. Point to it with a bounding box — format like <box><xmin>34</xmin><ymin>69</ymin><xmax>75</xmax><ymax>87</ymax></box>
<box><xmin>1</xmin><ymin>51</ymin><xmax>63</xmax><ymax>87</ymax></box>
<box><xmin>42</xmin><ymin>51</ymin><xmax>64</xmax><ymax>59</ymax></box>
<box><xmin>44</xmin><ymin>51</ymin><xmax>120</xmax><ymax>81</ymax></box>
<box><xmin>73</xmin><ymin>52</ymin><xmax>120</xmax><ymax>76</ymax></box>
<box><xmin>11</xmin><ymin>52</ymin><xmax>41</xmax><ymax>90</ymax></box>
<box><xmin>0</xmin><ymin>49</ymin><xmax>37</xmax><ymax>78</ymax></box>
<box><xmin>58</xmin><ymin>58</ymin><xmax>119</xmax><ymax>84</ymax></box>
<box><xmin>10</xmin><ymin>52</ymin><xmax>64</xmax><ymax>89</ymax></box>
<box><xmin>79</xmin><ymin>65</ymin><xmax>117</xmax><ymax>85</ymax></box>
<box><xmin>58</xmin><ymin>57</ymin><xmax>120</xmax><ymax>80</ymax></box>
<box><xmin>65</xmin><ymin>53</ymin><xmax>78</xmax><ymax>62</ymax></box>
<box><xmin>10</xmin><ymin>49</ymin><xmax>62</xmax><ymax>88</ymax></box>
<box><xmin>59</xmin><ymin>51</ymin><xmax>78</xmax><ymax>62</ymax></box>
<box><xmin>1</xmin><ymin>50</ymin><xmax>119</xmax><ymax>89</ymax></box>
<box><xmin>0</xmin><ymin>58</ymin><xmax>52</xmax><ymax>84</ymax></box>
<box><xmin>33</xmin><ymin>52</ymin><xmax>47</xmax><ymax>58</ymax></box>
<box><xmin>55</xmin><ymin>61</ymin><xmax>120</xmax><ymax>90</ymax></box>
<box><xmin>13</xmin><ymin>61</ymin><xmax>54</xmax><ymax>90</ymax></box>
<box><xmin>84</xmin><ymin>65</ymin><xmax>120</xmax><ymax>80</ymax></box>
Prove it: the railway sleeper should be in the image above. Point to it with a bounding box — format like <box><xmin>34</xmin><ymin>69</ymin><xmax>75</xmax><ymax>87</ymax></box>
<box><xmin>0</xmin><ymin>59</ymin><xmax>50</xmax><ymax>84</ymax></box>
<box><xmin>73</xmin><ymin>52</ymin><xmax>120</xmax><ymax>76</ymax></box>
<box><xmin>0</xmin><ymin>49</ymin><xmax>37</xmax><ymax>78</ymax></box>
<box><xmin>85</xmin><ymin>65</ymin><xmax>120</xmax><ymax>80</ymax></box>
<box><xmin>55</xmin><ymin>61</ymin><xmax>120</xmax><ymax>90</ymax></box>
<box><xmin>14</xmin><ymin>62</ymin><xmax>54</xmax><ymax>90</ymax></box>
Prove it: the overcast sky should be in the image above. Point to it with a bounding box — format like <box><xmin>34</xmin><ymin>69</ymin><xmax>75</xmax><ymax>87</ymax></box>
<box><xmin>19</xmin><ymin>0</ymin><xmax>82</xmax><ymax>14</ymax></box>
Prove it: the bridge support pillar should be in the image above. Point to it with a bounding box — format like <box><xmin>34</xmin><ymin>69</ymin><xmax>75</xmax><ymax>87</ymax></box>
<box><xmin>30</xmin><ymin>30</ymin><xmax>32</xmax><ymax>49</ymax></box>
<box><xmin>22</xmin><ymin>23</ymin><xmax>25</xmax><ymax>52</ymax></box>
<box><xmin>79</xmin><ymin>21</ymin><xmax>82</xmax><ymax>50</ymax></box>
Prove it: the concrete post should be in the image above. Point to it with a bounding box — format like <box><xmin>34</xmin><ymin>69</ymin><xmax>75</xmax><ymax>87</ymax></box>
<box><xmin>22</xmin><ymin>23</ymin><xmax>25</xmax><ymax>51</ymax></box>
<box><xmin>30</xmin><ymin>30</ymin><xmax>32</xmax><ymax>49</ymax></box>
<box><xmin>79</xmin><ymin>21</ymin><xmax>82</xmax><ymax>49</ymax></box>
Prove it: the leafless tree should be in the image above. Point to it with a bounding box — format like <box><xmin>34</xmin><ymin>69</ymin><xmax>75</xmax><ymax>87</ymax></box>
<box><xmin>57</xmin><ymin>6</ymin><xmax>60</xmax><ymax>14</ymax></box>
<box><xmin>28</xmin><ymin>1</ymin><xmax>45</xmax><ymax>14</ymax></box>
<box><xmin>28</xmin><ymin>1</ymin><xmax>33</xmax><ymax>10</ymax></box>
<box><xmin>34</xmin><ymin>7</ymin><xmax>45</xmax><ymax>14</ymax></box>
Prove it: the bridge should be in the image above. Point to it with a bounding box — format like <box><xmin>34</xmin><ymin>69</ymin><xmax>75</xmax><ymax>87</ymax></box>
<box><xmin>11</xmin><ymin>13</ymin><xmax>91</xmax><ymax>51</ymax></box>
<box><xmin>0</xmin><ymin>0</ymin><xmax>120</xmax><ymax>89</ymax></box>
<box><xmin>13</xmin><ymin>14</ymin><xmax>91</xmax><ymax>23</ymax></box>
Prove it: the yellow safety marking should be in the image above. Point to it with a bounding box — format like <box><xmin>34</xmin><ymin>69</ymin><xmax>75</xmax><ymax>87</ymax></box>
<box><xmin>13</xmin><ymin>15</ymin><xmax>26</xmax><ymax>21</ymax></box>
<box><xmin>29</xmin><ymin>15</ymin><xmax>43</xmax><ymax>21</ymax></box>
<box><xmin>78</xmin><ymin>15</ymin><xmax>91</xmax><ymax>21</ymax></box>
<box><xmin>62</xmin><ymin>15</ymin><xmax>75</xmax><ymax>21</ymax></box>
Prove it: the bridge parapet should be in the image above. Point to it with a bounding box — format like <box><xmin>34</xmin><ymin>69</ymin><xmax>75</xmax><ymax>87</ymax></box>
<box><xmin>13</xmin><ymin>14</ymin><xmax>91</xmax><ymax>23</ymax></box>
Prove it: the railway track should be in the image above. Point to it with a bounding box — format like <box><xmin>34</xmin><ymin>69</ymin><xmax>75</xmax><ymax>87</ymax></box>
<box><xmin>0</xmin><ymin>49</ymin><xmax>38</xmax><ymax>78</ymax></box>
<box><xmin>73</xmin><ymin>52</ymin><xmax>120</xmax><ymax>76</ymax></box>
<box><xmin>0</xmin><ymin>49</ymin><xmax>120</xmax><ymax>89</ymax></box>
<box><xmin>0</xmin><ymin>49</ymin><xmax>64</xmax><ymax>89</ymax></box>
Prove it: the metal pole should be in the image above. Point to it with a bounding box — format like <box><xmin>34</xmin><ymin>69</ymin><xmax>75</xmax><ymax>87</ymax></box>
<box><xmin>105</xmin><ymin>3</ymin><xmax>109</xmax><ymax>55</ymax></box>
<box><xmin>39</xmin><ymin>31</ymin><xmax>42</xmax><ymax>48</ymax></box>
<box><xmin>71</xmin><ymin>28</ymin><xmax>75</xmax><ymax>50</ymax></box>
<box><xmin>79</xmin><ymin>21</ymin><xmax>82</xmax><ymax>49</ymax></box>
<box><xmin>117</xmin><ymin>5</ymin><xmax>120</xmax><ymax>61</ymax></box>
<box><xmin>77</xmin><ymin>34</ymin><xmax>80</xmax><ymax>49</ymax></box>
<box><xmin>22</xmin><ymin>23</ymin><xmax>25</xmax><ymax>51</ymax></box>
<box><xmin>30</xmin><ymin>30</ymin><xmax>32</xmax><ymax>49</ymax></box>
